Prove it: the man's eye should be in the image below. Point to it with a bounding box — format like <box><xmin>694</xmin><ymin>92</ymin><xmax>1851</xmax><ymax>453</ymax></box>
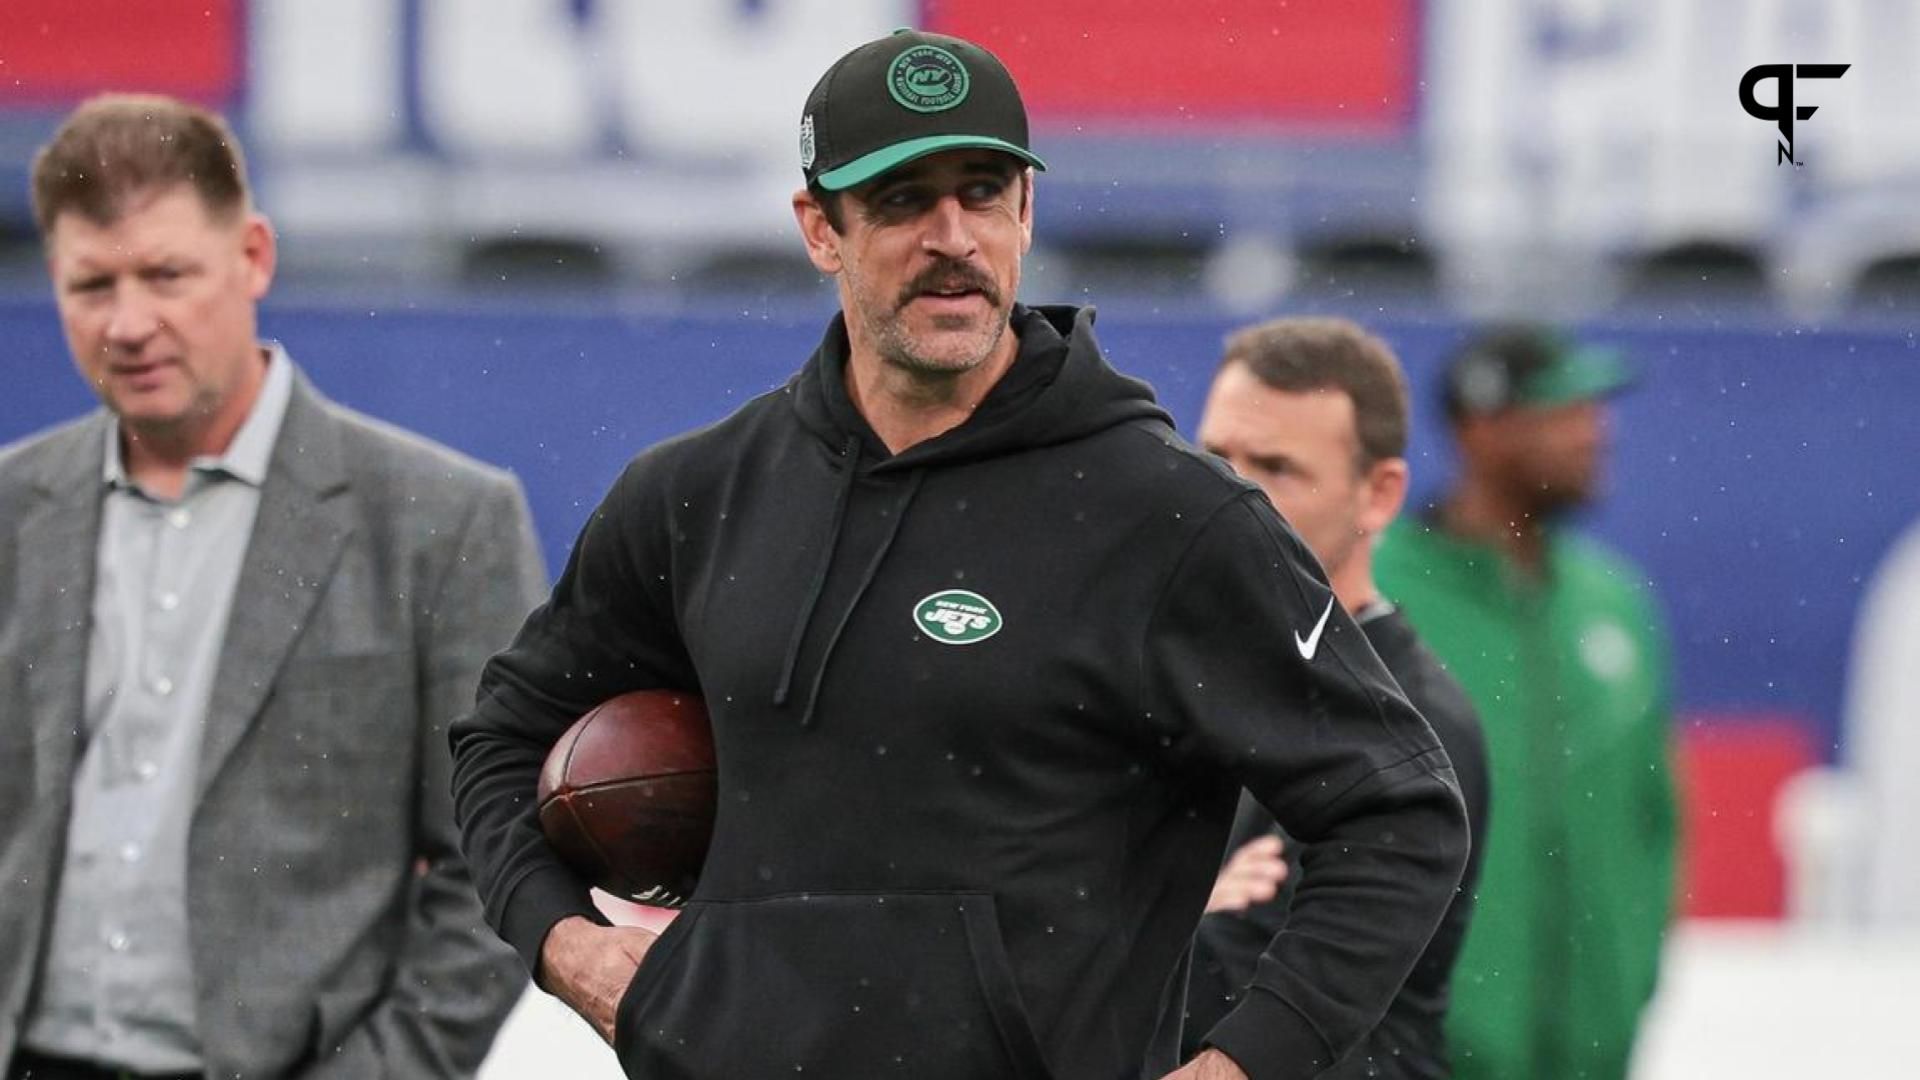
<box><xmin>67</xmin><ymin>277</ymin><xmax>112</xmax><ymax>294</ymax></box>
<box><xmin>962</xmin><ymin>181</ymin><xmax>1007</xmax><ymax>204</ymax></box>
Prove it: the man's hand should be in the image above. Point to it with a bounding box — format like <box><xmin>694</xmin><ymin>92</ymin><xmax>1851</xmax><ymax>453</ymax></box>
<box><xmin>537</xmin><ymin>915</ymin><xmax>659</xmax><ymax>1044</ymax></box>
<box><xmin>1205</xmin><ymin>833</ymin><xmax>1288</xmax><ymax>914</ymax></box>
<box><xmin>1161</xmin><ymin>1048</ymin><xmax>1251</xmax><ymax>1079</ymax></box>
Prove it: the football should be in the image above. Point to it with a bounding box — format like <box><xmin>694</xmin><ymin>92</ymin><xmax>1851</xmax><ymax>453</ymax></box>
<box><xmin>536</xmin><ymin>689</ymin><xmax>716</xmax><ymax>906</ymax></box>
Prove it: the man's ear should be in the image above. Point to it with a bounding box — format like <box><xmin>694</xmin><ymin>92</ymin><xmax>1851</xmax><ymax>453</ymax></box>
<box><xmin>792</xmin><ymin>189</ymin><xmax>844</xmax><ymax>274</ymax></box>
<box><xmin>1358</xmin><ymin>457</ymin><xmax>1409</xmax><ymax>537</ymax></box>
<box><xmin>241</xmin><ymin>211</ymin><xmax>278</xmax><ymax>300</ymax></box>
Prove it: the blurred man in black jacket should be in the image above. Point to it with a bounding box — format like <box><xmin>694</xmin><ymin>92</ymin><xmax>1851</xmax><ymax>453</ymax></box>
<box><xmin>1189</xmin><ymin>317</ymin><xmax>1490</xmax><ymax>1080</ymax></box>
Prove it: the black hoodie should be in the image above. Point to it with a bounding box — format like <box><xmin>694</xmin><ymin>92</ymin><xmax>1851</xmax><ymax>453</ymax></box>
<box><xmin>451</xmin><ymin>305</ymin><xmax>1468</xmax><ymax>1080</ymax></box>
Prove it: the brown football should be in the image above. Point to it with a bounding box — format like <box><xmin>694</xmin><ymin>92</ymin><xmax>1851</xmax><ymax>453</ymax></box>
<box><xmin>537</xmin><ymin>689</ymin><xmax>716</xmax><ymax>906</ymax></box>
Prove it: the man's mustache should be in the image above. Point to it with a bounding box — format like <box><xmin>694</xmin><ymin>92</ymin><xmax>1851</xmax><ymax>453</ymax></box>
<box><xmin>896</xmin><ymin>261</ymin><xmax>1001</xmax><ymax>310</ymax></box>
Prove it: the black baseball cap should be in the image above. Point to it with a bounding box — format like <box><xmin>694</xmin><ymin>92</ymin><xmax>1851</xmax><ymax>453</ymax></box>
<box><xmin>800</xmin><ymin>29</ymin><xmax>1047</xmax><ymax>192</ymax></box>
<box><xmin>1442</xmin><ymin>325</ymin><xmax>1636</xmax><ymax>420</ymax></box>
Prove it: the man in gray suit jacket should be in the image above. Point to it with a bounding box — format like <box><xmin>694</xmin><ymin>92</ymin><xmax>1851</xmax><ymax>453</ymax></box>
<box><xmin>0</xmin><ymin>95</ymin><xmax>543</xmax><ymax>1079</ymax></box>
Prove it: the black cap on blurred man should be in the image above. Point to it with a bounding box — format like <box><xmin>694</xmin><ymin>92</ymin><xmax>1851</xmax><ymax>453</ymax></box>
<box><xmin>1441</xmin><ymin>324</ymin><xmax>1635</xmax><ymax>532</ymax></box>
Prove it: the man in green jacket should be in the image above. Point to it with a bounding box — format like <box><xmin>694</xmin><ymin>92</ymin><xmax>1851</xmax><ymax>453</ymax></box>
<box><xmin>1375</xmin><ymin>326</ymin><xmax>1678</xmax><ymax>1080</ymax></box>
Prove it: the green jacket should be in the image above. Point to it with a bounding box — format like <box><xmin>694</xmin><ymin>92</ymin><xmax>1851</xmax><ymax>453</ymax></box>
<box><xmin>1375</xmin><ymin>517</ymin><xmax>1677</xmax><ymax>1080</ymax></box>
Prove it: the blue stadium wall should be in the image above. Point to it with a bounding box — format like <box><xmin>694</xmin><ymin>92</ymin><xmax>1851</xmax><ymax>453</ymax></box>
<box><xmin>5</xmin><ymin>295</ymin><xmax>1916</xmax><ymax>759</ymax></box>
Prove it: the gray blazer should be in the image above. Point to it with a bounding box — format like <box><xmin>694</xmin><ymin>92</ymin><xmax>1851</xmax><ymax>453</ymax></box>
<box><xmin>0</xmin><ymin>371</ymin><xmax>546</xmax><ymax>1078</ymax></box>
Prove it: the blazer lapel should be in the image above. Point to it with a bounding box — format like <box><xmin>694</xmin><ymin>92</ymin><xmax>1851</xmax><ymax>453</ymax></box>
<box><xmin>17</xmin><ymin>415</ymin><xmax>110</xmax><ymax>792</ymax></box>
<box><xmin>196</xmin><ymin>375</ymin><xmax>356</xmax><ymax>803</ymax></box>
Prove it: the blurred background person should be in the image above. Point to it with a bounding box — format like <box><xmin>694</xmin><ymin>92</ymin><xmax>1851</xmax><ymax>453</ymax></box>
<box><xmin>1375</xmin><ymin>326</ymin><xmax>1679</xmax><ymax>1080</ymax></box>
<box><xmin>1185</xmin><ymin>317</ymin><xmax>1490</xmax><ymax>1080</ymax></box>
<box><xmin>0</xmin><ymin>95</ymin><xmax>541</xmax><ymax>1079</ymax></box>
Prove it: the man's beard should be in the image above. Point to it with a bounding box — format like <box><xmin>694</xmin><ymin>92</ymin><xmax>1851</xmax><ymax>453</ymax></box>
<box><xmin>1523</xmin><ymin>474</ymin><xmax>1597</xmax><ymax>518</ymax></box>
<box><xmin>861</xmin><ymin>258</ymin><xmax>1008</xmax><ymax>375</ymax></box>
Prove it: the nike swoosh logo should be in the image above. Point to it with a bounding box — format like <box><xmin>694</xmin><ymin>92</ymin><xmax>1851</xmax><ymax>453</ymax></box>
<box><xmin>1295</xmin><ymin>598</ymin><xmax>1336</xmax><ymax>661</ymax></box>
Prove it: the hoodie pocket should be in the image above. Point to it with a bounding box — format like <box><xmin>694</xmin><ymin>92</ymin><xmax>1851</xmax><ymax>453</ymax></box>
<box><xmin>614</xmin><ymin>891</ymin><xmax>1052</xmax><ymax>1079</ymax></box>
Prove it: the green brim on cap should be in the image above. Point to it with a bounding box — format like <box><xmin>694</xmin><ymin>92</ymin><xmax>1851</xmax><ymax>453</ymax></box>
<box><xmin>816</xmin><ymin>134</ymin><xmax>1047</xmax><ymax>191</ymax></box>
<box><xmin>1519</xmin><ymin>346</ymin><xmax>1636</xmax><ymax>407</ymax></box>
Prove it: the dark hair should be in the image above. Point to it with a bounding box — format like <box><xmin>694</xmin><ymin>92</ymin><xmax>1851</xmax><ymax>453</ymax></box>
<box><xmin>807</xmin><ymin>179</ymin><xmax>848</xmax><ymax>234</ymax></box>
<box><xmin>31</xmin><ymin>93</ymin><xmax>251</xmax><ymax>237</ymax></box>
<box><xmin>1219</xmin><ymin>316</ymin><xmax>1410</xmax><ymax>467</ymax></box>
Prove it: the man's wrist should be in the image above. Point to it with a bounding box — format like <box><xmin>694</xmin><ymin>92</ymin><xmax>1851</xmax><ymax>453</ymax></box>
<box><xmin>536</xmin><ymin>914</ymin><xmax>597</xmax><ymax>991</ymax></box>
<box><xmin>1193</xmin><ymin>1048</ymin><xmax>1250</xmax><ymax>1080</ymax></box>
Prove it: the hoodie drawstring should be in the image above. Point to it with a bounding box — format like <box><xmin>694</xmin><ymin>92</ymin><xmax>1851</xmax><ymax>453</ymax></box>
<box><xmin>796</xmin><ymin>468</ymin><xmax>925</xmax><ymax>729</ymax></box>
<box><xmin>773</xmin><ymin>435</ymin><xmax>860</xmax><ymax>708</ymax></box>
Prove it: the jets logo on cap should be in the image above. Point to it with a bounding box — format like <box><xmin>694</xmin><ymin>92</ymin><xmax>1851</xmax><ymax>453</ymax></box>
<box><xmin>799</xmin><ymin>114</ymin><xmax>817</xmax><ymax>169</ymax></box>
<box><xmin>889</xmin><ymin>45</ymin><xmax>970</xmax><ymax>113</ymax></box>
<box><xmin>914</xmin><ymin>589</ymin><xmax>1002</xmax><ymax>645</ymax></box>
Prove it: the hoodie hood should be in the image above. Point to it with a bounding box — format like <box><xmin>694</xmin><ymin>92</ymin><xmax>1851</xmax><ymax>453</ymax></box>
<box><xmin>789</xmin><ymin>303</ymin><xmax>1171</xmax><ymax>471</ymax></box>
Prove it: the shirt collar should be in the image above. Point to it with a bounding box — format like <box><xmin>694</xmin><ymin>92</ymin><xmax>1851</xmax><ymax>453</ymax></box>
<box><xmin>102</xmin><ymin>343</ymin><xmax>295</xmax><ymax>490</ymax></box>
<box><xmin>1353</xmin><ymin>598</ymin><xmax>1397</xmax><ymax>626</ymax></box>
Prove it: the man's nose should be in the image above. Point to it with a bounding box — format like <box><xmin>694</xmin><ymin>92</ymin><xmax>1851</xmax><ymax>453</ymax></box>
<box><xmin>920</xmin><ymin>196</ymin><xmax>977</xmax><ymax>259</ymax></box>
<box><xmin>105</xmin><ymin>290</ymin><xmax>160</xmax><ymax>346</ymax></box>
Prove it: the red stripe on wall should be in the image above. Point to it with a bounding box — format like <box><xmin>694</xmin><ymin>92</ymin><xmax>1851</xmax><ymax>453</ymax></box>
<box><xmin>0</xmin><ymin>0</ymin><xmax>242</xmax><ymax>105</ymax></box>
<box><xmin>925</xmin><ymin>0</ymin><xmax>1416</xmax><ymax>131</ymax></box>
<box><xmin>1679</xmin><ymin>714</ymin><xmax>1816</xmax><ymax>919</ymax></box>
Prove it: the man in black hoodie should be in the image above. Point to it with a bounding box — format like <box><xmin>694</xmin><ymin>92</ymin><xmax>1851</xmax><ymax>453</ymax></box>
<box><xmin>450</xmin><ymin>30</ymin><xmax>1468</xmax><ymax>1080</ymax></box>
